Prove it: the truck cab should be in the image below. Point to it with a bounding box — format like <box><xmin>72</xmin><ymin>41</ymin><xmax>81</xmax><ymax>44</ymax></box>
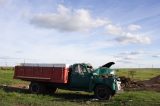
<box><xmin>68</xmin><ymin>62</ymin><xmax>121</xmax><ymax>100</ymax></box>
<box><xmin>69</xmin><ymin>63</ymin><xmax>93</xmax><ymax>89</ymax></box>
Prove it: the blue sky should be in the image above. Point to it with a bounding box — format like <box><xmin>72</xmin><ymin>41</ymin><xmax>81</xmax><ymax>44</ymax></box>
<box><xmin>0</xmin><ymin>0</ymin><xmax>160</xmax><ymax>68</ymax></box>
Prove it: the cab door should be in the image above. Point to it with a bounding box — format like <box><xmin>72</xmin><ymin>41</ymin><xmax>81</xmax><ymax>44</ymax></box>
<box><xmin>70</xmin><ymin>64</ymin><xmax>91</xmax><ymax>89</ymax></box>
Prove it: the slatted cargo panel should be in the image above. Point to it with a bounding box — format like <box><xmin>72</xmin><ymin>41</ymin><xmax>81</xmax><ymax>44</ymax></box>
<box><xmin>14</xmin><ymin>63</ymin><xmax>69</xmax><ymax>83</ymax></box>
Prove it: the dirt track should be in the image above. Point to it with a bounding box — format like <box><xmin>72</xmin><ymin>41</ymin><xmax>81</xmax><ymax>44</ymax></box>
<box><xmin>140</xmin><ymin>75</ymin><xmax>160</xmax><ymax>92</ymax></box>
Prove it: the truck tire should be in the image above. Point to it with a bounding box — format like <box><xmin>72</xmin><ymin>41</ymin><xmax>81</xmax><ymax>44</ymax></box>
<box><xmin>29</xmin><ymin>82</ymin><xmax>45</xmax><ymax>94</ymax></box>
<box><xmin>94</xmin><ymin>85</ymin><xmax>112</xmax><ymax>100</ymax></box>
<box><xmin>46</xmin><ymin>87</ymin><xmax>57</xmax><ymax>94</ymax></box>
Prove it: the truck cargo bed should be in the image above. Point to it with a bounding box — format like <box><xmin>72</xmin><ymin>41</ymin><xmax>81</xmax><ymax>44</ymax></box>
<box><xmin>14</xmin><ymin>63</ymin><xmax>69</xmax><ymax>83</ymax></box>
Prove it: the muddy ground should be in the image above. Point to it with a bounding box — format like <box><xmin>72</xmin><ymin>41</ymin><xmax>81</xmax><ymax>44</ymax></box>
<box><xmin>120</xmin><ymin>75</ymin><xmax>160</xmax><ymax>92</ymax></box>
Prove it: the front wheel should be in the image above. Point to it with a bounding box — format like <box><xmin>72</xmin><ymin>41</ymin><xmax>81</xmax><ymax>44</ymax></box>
<box><xmin>94</xmin><ymin>85</ymin><xmax>112</xmax><ymax>100</ymax></box>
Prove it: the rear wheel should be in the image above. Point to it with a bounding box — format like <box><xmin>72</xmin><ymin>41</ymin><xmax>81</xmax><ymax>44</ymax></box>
<box><xmin>94</xmin><ymin>85</ymin><xmax>112</xmax><ymax>100</ymax></box>
<box><xmin>46</xmin><ymin>87</ymin><xmax>57</xmax><ymax>94</ymax></box>
<box><xmin>29</xmin><ymin>82</ymin><xmax>45</xmax><ymax>94</ymax></box>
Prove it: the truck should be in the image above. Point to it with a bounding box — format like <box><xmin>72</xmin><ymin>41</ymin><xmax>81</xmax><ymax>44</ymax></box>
<box><xmin>14</xmin><ymin>62</ymin><xmax>121</xmax><ymax>100</ymax></box>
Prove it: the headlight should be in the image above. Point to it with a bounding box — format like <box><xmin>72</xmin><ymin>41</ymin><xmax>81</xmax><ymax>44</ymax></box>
<box><xmin>110</xmin><ymin>70</ymin><xmax>115</xmax><ymax>75</ymax></box>
<box><xmin>116</xmin><ymin>77</ymin><xmax>121</xmax><ymax>81</ymax></box>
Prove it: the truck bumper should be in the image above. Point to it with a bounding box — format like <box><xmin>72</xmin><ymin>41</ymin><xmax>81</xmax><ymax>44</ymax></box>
<box><xmin>116</xmin><ymin>81</ymin><xmax>121</xmax><ymax>91</ymax></box>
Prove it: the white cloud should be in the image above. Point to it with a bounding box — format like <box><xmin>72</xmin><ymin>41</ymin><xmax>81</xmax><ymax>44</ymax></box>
<box><xmin>105</xmin><ymin>24</ymin><xmax>123</xmax><ymax>35</ymax></box>
<box><xmin>105</xmin><ymin>23</ymin><xmax>151</xmax><ymax>44</ymax></box>
<box><xmin>116</xmin><ymin>60</ymin><xmax>133</xmax><ymax>64</ymax></box>
<box><xmin>0</xmin><ymin>0</ymin><xmax>7</xmax><ymax>6</ymax></box>
<box><xmin>123</xmin><ymin>55</ymin><xmax>137</xmax><ymax>60</ymax></box>
<box><xmin>30</xmin><ymin>4</ymin><xmax>109</xmax><ymax>32</ymax></box>
<box><xmin>115</xmin><ymin>51</ymin><xmax>160</xmax><ymax>68</ymax></box>
<box><xmin>152</xmin><ymin>54</ymin><xmax>160</xmax><ymax>58</ymax></box>
<box><xmin>119</xmin><ymin>51</ymin><xmax>144</xmax><ymax>55</ymax></box>
<box><xmin>128</xmin><ymin>24</ymin><xmax>141</xmax><ymax>31</ymax></box>
<box><xmin>115</xmin><ymin>51</ymin><xmax>145</xmax><ymax>65</ymax></box>
<box><xmin>116</xmin><ymin>52</ymin><xmax>138</xmax><ymax>60</ymax></box>
<box><xmin>30</xmin><ymin>4</ymin><xmax>151</xmax><ymax>45</ymax></box>
<box><xmin>115</xmin><ymin>33</ymin><xmax>151</xmax><ymax>44</ymax></box>
<box><xmin>0</xmin><ymin>0</ymin><xmax>5</xmax><ymax>3</ymax></box>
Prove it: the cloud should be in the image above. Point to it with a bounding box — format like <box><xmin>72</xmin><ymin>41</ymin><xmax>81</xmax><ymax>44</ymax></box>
<box><xmin>115</xmin><ymin>33</ymin><xmax>151</xmax><ymax>44</ymax></box>
<box><xmin>116</xmin><ymin>54</ymin><xmax>137</xmax><ymax>61</ymax></box>
<box><xmin>30</xmin><ymin>4</ymin><xmax>109</xmax><ymax>32</ymax></box>
<box><xmin>152</xmin><ymin>54</ymin><xmax>160</xmax><ymax>58</ymax></box>
<box><xmin>105</xmin><ymin>24</ymin><xmax>123</xmax><ymax>35</ymax></box>
<box><xmin>116</xmin><ymin>60</ymin><xmax>133</xmax><ymax>64</ymax></box>
<box><xmin>0</xmin><ymin>0</ymin><xmax>7</xmax><ymax>6</ymax></box>
<box><xmin>105</xmin><ymin>23</ymin><xmax>151</xmax><ymax>44</ymax></box>
<box><xmin>115</xmin><ymin>50</ymin><xmax>146</xmax><ymax>64</ymax></box>
<box><xmin>0</xmin><ymin>56</ymin><xmax>11</xmax><ymax>59</ymax></box>
<box><xmin>30</xmin><ymin>4</ymin><xmax>150</xmax><ymax>45</ymax></box>
<box><xmin>128</xmin><ymin>24</ymin><xmax>141</xmax><ymax>31</ymax></box>
<box><xmin>119</xmin><ymin>51</ymin><xmax>144</xmax><ymax>55</ymax></box>
<box><xmin>123</xmin><ymin>55</ymin><xmax>137</xmax><ymax>60</ymax></box>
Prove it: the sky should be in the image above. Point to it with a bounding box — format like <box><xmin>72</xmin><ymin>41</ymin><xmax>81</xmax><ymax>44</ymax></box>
<box><xmin>0</xmin><ymin>0</ymin><xmax>160</xmax><ymax>68</ymax></box>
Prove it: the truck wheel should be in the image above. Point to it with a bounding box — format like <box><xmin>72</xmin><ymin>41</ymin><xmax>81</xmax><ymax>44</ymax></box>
<box><xmin>94</xmin><ymin>85</ymin><xmax>112</xmax><ymax>100</ymax></box>
<box><xmin>46</xmin><ymin>87</ymin><xmax>57</xmax><ymax>94</ymax></box>
<box><xmin>48</xmin><ymin>88</ymin><xmax>57</xmax><ymax>94</ymax></box>
<box><xmin>29</xmin><ymin>82</ymin><xmax>45</xmax><ymax>94</ymax></box>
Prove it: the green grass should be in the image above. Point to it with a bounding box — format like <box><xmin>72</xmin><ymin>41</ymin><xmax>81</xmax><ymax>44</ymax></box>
<box><xmin>0</xmin><ymin>68</ymin><xmax>160</xmax><ymax>106</ymax></box>
<box><xmin>0</xmin><ymin>88</ymin><xmax>160</xmax><ymax>106</ymax></box>
<box><xmin>0</xmin><ymin>69</ymin><xmax>28</xmax><ymax>85</ymax></box>
<box><xmin>116</xmin><ymin>68</ymin><xmax>160</xmax><ymax>80</ymax></box>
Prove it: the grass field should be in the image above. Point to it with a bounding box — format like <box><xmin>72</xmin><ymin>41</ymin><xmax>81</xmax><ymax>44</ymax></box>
<box><xmin>116</xmin><ymin>68</ymin><xmax>160</xmax><ymax>80</ymax></box>
<box><xmin>0</xmin><ymin>68</ymin><xmax>160</xmax><ymax>106</ymax></box>
<box><xmin>0</xmin><ymin>69</ymin><xmax>28</xmax><ymax>86</ymax></box>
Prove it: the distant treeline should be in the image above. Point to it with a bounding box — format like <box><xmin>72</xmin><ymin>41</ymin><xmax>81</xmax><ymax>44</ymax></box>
<box><xmin>116</xmin><ymin>68</ymin><xmax>160</xmax><ymax>71</ymax></box>
<box><xmin>0</xmin><ymin>67</ymin><xmax>14</xmax><ymax>70</ymax></box>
